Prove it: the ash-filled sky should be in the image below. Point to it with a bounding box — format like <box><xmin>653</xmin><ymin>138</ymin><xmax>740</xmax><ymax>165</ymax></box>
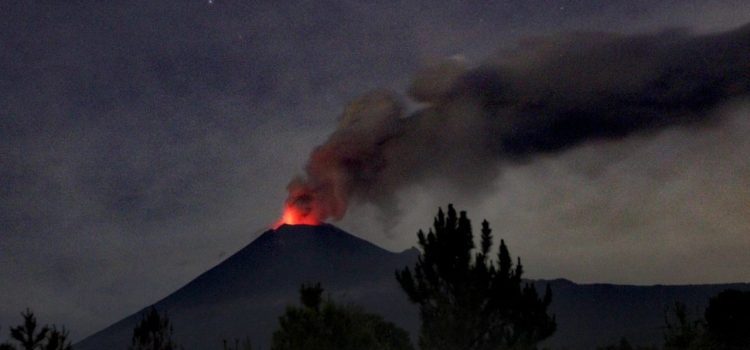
<box><xmin>2</xmin><ymin>0</ymin><xmax>750</xmax><ymax>341</ymax></box>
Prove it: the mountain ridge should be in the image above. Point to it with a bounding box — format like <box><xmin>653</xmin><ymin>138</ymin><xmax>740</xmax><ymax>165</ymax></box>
<box><xmin>75</xmin><ymin>224</ymin><xmax>419</xmax><ymax>350</ymax></box>
<box><xmin>75</xmin><ymin>225</ymin><xmax>750</xmax><ymax>349</ymax></box>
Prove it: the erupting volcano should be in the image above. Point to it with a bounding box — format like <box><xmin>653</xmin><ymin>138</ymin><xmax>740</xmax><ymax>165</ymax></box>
<box><xmin>273</xmin><ymin>192</ymin><xmax>323</xmax><ymax>228</ymax></box>
<box><xmin>273</xmin><ymin>203</ymin><xmax>321</xmax><ymax>228</ymax></box>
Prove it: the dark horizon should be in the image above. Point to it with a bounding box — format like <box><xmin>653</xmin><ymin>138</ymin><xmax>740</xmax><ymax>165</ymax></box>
<box><xmin>71</xmin><ymin>222</ymin><xmax>750</xmax><ymax>350</ymax></box>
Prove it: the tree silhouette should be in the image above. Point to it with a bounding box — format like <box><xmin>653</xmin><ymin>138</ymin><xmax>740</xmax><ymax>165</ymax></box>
<box><xmin>3</xmin><ymin>309</ymin><xmax>72</xmax><ymax>350</ymax></box>
<box><xmin>299</xmin><ymin>282</ymin><xmax>324</xmax><ymax>311</ymax></box>
<box><xmin>42</xmin><ymin>327</ymin><xmax>72</xmax><ymax>350</ymax></box>
<box><xmin>661</xmin><ymin>289</ymin><xmax>750</xmax><ymax>350</ymax></box>
<box><xmin>663</xmin><ymin>302</ymin><xmax>703</xmax><ymax>350</ymax></box>
<box><xmin>129</xmin><ymin>307</ymin><xmax>177</xmax><ymax>350</ymax></box>
<box><xmin>396</xmin><ymin>205</ymin><xmax>556</xmax><ymax>350</ymax></box>
<box><xmin>596</xmin><ymin>337</ymin><xmax>658</xmax><ymax>350</ymax></box>
<box><xmin>222</xmin><ymin>337</ymin><xmax>252</xmax><ymax>350</ymax></box>
<box><xmin>9</xmin><ymin>309</ymin><xmax>48</xmax><ymax>350</ymax></box>
<box><xmin>703</xmin><ymin>289</ymin><xmax>750</xmax><ymax>350</ymax></box>
<box><xmin>271</xmin><ymin>283</ymin><xmax>414</xmax><ymax>350</ymax></box>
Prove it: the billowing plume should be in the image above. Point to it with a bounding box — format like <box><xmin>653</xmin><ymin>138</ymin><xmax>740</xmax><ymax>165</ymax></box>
<box><xmin>285</xmin><ymin>23</ymin><xmax>750</xmax><ymax>223</ymax></box>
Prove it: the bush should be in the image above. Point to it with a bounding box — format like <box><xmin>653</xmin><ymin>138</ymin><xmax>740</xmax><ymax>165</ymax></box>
<box><xmin>271</xmin><ymin>283</ymin><xmax>414</xmax><ymax>350</ymax></box>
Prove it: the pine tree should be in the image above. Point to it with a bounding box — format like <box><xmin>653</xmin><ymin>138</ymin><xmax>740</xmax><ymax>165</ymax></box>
<box><xmin>129</xmin><ymin>307</ymin><xmax>177</xmax><ymax>350</ymax></box>
<box><xmin>704</xmin><ymin>289</ymin><xmax>750</xmax><ymax>349</ymax></box>
<box><xmin>43</xmin><ymin>326</ymin><xmax>72</xmax><ymax>350</ymax></box>
<box><xmin>3</xmin><ymin>309</ymin><xmax>73</xmax><ymax>350</ymax></box>
<box><xmin>10</xmin><ymin>309</ymin><xmax>48</xmax><ymax>350</ymax></box>
<box><xmin>222</xmin><ymin>337</ymin><xmax>252</xmax><ymax>350</ymax></box>
<box><xmin>663</xmin><ymin>302</ymin><xmax>703</xmax><ymax>350</ymax></box>
<box><xmin>396</xmin><ymin>204</ymin><xmax>556</xmax><ymax>350</ymax></box>
<box><xmin>271</xmin><ymin>283</ymin><xmax>414</xmax><ymax>350</ymax></box>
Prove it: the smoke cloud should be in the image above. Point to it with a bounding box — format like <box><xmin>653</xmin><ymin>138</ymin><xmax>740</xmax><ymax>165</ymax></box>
<box><xmin>287</xmin><ymin>23</ymin><xmax>750</xmax><ymax>222</ymax></box>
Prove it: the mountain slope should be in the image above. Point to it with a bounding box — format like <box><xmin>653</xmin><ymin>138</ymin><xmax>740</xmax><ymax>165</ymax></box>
<box><xmin>75</xmin><ymin>224</ymin><xmax>419</xmax><ymax>350</ymax></box>
<box><xmin>76</xmin><ymin>224</ymin><xmax>750</xmax><ymax>349</ymax></box>
<box><xmin>537</xmin><ymin>279</ymin><xmax>750</xmax><ymax>349</ymax></box>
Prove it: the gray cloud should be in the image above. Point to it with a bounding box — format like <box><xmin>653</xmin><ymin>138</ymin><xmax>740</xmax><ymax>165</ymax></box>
<box><xmin>341</xmin><ymin>100</ymin><xmax>750</xmax><ymax>284</ymax></box>
<box><xmin>286</xmin><ymin>24</ymin><xmax>750</xmax><ymax>224</ymax></box>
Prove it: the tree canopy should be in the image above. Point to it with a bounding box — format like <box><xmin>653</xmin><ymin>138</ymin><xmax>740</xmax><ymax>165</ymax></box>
<box><xmin>129</xmin><ymin>307</ymin><xmax>177</xmax><ymax>350</ymax></box>
<box><xmin>1</xmin><ymin>309</ymin><xmax>72</xmax><ymax>350</ymax></box>
<box><xmin>704</xmin><ymin>289</ymin><xmax>750</xmax><ymax>349</ymax></box>
<box><xmin>396</xmin><ymin>204</ymin><xmax>556</xmax><ymax>350</ymax></box>
<box><xmin>271</xmin><ymin>283</ymin><xmax>414</xmax><ymax>350</ymax></box>
<box><xmin>661</xmin><ymin>289</ymin><xmax>750</xmax><ymax>350</ymax></box>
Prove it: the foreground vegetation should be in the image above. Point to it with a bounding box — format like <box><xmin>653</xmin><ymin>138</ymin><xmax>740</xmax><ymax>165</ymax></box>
<box><xmin>271</xmin><ymin>283</ymin><xmax>413</xmax><ymax>350</ymax></box>
<box><xmin>2</xmin><ymin>205</ymin><xmax>750</xmax><ymax>349</ymax></box>
<box><xmin>595</xmin><ymin>287</ymin><xmax>750</xmax><ymax>350</ymax></box>
<box><xmin>396</xmin><ymin>205</ymin><xmax>556</xmax><ymax>350</ymax></box>
<box><xmin>0</xmin><ymin>309</ymin><xmax>72</xmax><ymax>350</ymax></box>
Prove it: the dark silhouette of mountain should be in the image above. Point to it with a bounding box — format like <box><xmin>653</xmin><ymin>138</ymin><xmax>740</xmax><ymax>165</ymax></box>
<box><xmin>75</xmin><ymin>225</ymin><xmax>750</xmax><ymax>349</ymax></box>
<box><xmin>75</xmin><ymin>224</ymin><xmax>419</xmax><ymax>350</ymax></box>
<box><xmin>535</xmin><ymin>279</ymin><xmax>750</xmax><ymax>349</ymax></box>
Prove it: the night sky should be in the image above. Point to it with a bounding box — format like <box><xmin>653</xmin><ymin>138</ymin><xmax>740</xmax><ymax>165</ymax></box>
<box><xmin>2</xmin><ymin>0</ymin><xmax>750</xmax><ymax>341</ymax></box>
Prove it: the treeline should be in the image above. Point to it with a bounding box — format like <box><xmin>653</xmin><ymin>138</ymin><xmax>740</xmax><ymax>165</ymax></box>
<box><xmin>0</xmin><ymin>309</ymin><xmax>72</xmax><ymax>350</ymax></box>
<box><xmin>2</xmin><ymin>205</ymin><xmax>749</xmax><ymax>349</ymax></box>
<box><xmin>599</xmin><ymin>289</ymin><xmax>750</xmax><ymax>350</ymax></box>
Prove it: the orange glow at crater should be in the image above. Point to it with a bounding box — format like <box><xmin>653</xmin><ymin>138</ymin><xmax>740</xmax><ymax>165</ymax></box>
<box><xmin>273</xmin><ymin>203</ymin><xmax>321</xmax><ymax>229</ymax></box>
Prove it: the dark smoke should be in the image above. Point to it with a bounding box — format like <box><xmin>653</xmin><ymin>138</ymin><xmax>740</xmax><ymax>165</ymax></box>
<box><xmin>287</xmin><ymin>23</ymin><xmax>750</xmax><ymax>222</ymax></box>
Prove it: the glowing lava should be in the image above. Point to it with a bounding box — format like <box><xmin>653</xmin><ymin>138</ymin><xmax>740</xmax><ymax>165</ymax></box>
<box><xmin>273</xmin><ymin>203</ymin><xmax>321</xmax><ymax>229</ymax></box>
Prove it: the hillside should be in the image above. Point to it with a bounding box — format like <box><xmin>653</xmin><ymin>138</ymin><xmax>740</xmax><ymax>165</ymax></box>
<box><xmin>75</xmin><ymin>224</ymin><xmax>419</xmax><ymax>350</ymax></box>
<box><xmin>76</xmin><ymin>224</ymin><xmax>750</xmax><ymax>349</ymax></box>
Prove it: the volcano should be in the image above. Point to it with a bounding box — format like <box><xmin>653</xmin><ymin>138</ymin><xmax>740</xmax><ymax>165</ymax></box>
<box><xmin>75</xmin><ymin>224</ymin><xmax>750</xmax><ymax>349</ymax></box>
<box><xmin>75</xmin><ymin>224</ymin><xmax>419</xmax><ymax>350</ymax></box>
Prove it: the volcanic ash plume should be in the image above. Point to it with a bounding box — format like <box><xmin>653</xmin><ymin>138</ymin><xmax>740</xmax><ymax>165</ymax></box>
<box><xmin>282</xmin><ymin>23</ymin><xmax>750</xmax><ymax>224</ymax></box>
